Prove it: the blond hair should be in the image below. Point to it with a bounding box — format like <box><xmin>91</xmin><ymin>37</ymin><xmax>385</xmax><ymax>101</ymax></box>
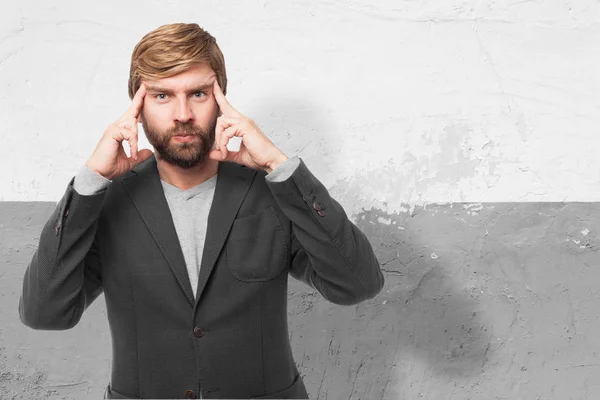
<box><xmin>128</xmin><ymin>23</ymin><xmax>227</xmax><ymax>98</ymax></box>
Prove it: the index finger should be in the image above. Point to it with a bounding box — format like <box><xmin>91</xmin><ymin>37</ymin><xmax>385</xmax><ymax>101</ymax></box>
<box><xmin>124</xmin><ymin>84</ymin><xmax>147</xmax><ymax>120</ymax></box>
<box><xmin>213</xmin><ymin>80</ymin><xmax>240</xmax><ymax>117</ymax></box>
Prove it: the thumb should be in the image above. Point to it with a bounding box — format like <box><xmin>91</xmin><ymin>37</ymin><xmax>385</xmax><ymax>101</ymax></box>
<box><xmin>129</xmin><ymin>148</ymin><xmax>154</xmax><ymax>168</ymax></box>
<box><xmin>208</xmin><ymin>149</ymin><xmax>226</xmax><ymax>161</ymax></box>
<box><xmin>208</xmin><ymin>149</ymin><xmax>239</xmax><ymax>163</ymax></box>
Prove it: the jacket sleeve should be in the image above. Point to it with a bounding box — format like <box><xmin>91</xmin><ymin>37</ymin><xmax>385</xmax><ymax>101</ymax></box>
<box><xmin>19</xmin><ymin>176</ymin><xmax>107</xmax><ymax>330</ymax></box>
<box><xmin>266</xmin><ymin>158</ymin><xmax>384</xmax><ymax>306</ymax></box>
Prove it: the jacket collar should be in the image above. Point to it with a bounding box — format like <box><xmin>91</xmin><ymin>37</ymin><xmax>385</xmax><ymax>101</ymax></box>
<box><xmin>121</xmin><ymin>154</ymin><xmax>256</xmax><ymax>306</ymax></box>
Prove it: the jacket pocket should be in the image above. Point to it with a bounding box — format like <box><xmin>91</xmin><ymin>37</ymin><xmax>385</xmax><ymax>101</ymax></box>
<box><xmin>226</xmin><ymin>206</ymin><xmax>288</xmax><ymax>282</ymax></box>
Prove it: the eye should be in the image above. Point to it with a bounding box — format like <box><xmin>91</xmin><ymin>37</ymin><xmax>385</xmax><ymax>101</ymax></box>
<box><xmin>155</xmin><ymin>93</ymin><xmax>168</xmax><ymax>100</ymax></box>
<box><xmin>192</xmin><ymin>91</ymin><xmax>206</xmax><ymax>98</ymax></box>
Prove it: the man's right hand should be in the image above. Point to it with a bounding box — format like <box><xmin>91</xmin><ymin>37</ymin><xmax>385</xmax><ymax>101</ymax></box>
<box><xmin>85</xmin><ymin>84</ymin><xmax>153</xmax><ymax>180</ymax></box>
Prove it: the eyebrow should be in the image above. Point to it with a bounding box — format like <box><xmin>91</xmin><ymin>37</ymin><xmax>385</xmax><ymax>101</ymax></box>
<box><xmin>146</xmin><ymin>83</ymin><xmax>213</xmax><ymax>94</ymax></box>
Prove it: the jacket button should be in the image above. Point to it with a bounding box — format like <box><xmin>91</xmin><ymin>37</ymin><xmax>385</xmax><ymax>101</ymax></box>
<box><xmin>193</xmin><ymin>327</ymin><xmax>204</xmax><ymax>338</ymax></box>
<box><xmin>312</xmin><ymin>201</ymin><xmax>322</xmax><ymax>211</ymax></box>
<box><xmin>317</xmin><ymin>210</ymin><xmax>325</xmax><ymax>217</ymax></box>
<box><xmin>184</xmin><ymin>389</ymin><xmax>196</xmax><ymax>399</ymax></box>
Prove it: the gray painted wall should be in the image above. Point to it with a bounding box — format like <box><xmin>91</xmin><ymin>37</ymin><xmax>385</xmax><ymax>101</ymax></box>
<box><xmin>2</xmin><ymin>202</ymin><xmax>599</xmax><ymax>399</ymax></box>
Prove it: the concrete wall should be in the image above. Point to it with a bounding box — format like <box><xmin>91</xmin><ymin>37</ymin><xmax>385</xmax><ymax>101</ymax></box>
<box><xmin>1</xmin><ymin>1</ymin><xmax>599</xmax><ymax>399</ymax></box>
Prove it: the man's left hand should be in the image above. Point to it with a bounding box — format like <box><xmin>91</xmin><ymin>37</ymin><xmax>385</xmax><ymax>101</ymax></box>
<box><xmin>209</xmin><ymin>80</ymin><xmax>288</xmax><ymax>173</ymax></box>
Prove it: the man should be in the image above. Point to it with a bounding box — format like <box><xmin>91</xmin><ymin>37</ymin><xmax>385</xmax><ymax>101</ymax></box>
<box><xmin>18</xmin><ymin>23</ymin><xmax>384</xmax><ymax>399</ymax></box>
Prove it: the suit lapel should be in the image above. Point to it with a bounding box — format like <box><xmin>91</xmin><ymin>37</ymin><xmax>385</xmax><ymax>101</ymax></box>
<box><xmin>195</xmin><ymin>161</ymin><xmax>256</xmax><ymax>305</ymax></box>
<box><xmin>121</xmin><ymin>156</ymin><xmax>195</xmax><ymax>306</ymax></box>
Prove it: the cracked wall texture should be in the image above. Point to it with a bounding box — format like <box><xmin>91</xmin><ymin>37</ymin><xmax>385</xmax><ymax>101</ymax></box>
<box><xmin>2</xmin><ymin>1</ymin><xmax>600</xmax><ymax>399</ymax></box>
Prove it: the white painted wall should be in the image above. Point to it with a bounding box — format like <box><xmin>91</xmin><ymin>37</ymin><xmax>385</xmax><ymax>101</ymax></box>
<box><xmin>1</xmin><ymin>1</ymin><xmax>599</xmax><ymax>213</ymax></box>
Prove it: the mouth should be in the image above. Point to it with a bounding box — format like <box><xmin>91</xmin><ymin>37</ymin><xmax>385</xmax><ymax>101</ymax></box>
<box><xmin>172</xmin><ymin>134</ymin><xmax>197</xmax><ymax>142</ymax></box>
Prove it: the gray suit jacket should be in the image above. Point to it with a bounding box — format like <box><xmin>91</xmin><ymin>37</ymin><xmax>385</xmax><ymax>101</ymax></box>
<box><xmin>19</xmin><ymin>155</ymin><xmax>384</xmax><ymax>399</ymax></box>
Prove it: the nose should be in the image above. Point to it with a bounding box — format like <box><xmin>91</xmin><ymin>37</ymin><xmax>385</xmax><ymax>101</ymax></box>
<box><xmin>174</xmin><ymin>97</ymin><xmax>193</xmax><ymax>123</ymax></box>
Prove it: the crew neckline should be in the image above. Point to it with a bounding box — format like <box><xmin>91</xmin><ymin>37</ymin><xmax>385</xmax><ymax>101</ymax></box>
<box><xmin>161</xmin><ymin>174</ymin><xmax>218</xmax><ymax>201</ymax></box>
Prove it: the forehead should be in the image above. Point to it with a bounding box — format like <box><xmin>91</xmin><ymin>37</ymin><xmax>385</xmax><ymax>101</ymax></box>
<box><xmin>144</xmin><ymin>63</ymin><xmax>216</xmax><ymax>90</ymax></box>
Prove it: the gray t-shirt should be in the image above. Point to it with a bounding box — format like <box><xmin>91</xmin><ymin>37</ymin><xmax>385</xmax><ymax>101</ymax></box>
<box><xmin>160</xmin><ymin>175</ymin><xmax>217</xmax><ymax>298</ymax></box>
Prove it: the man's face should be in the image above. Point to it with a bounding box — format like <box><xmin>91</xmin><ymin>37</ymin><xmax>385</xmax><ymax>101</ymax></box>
<box><xmin>140</xmin><ymin>63</ymin><xmax>220</xmax><ymax>168</ymax></box>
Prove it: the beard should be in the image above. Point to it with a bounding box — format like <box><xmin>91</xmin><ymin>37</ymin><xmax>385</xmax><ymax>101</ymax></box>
<box><xmin>141</xmin><ymin>113</ymin><xmax>217</xmax><ymax>169</ymax></box>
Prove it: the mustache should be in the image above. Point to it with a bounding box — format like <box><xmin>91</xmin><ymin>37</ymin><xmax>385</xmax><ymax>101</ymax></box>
<box><xmin>167</xmin><ymin>123</ymin><xmax>205</xmax><ymax>137</ymax></box>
